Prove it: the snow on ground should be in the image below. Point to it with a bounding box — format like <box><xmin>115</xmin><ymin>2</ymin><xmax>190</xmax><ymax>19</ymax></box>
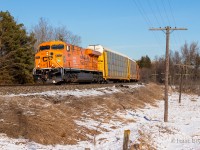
<box><xmin>2</xmin><ymin>84</ymin><xmax>144</xmax><ymax>98</ymax></box>
<box><xmin>0</xmin><ymin>88</ymin><xmax>200</xmax><ymax>150</ymax></box>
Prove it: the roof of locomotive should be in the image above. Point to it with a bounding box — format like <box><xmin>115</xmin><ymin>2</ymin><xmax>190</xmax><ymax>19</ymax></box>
<box><xmin>39</xmin><ymin>41</ymin><xmax>67</xmax><ymax>46</ymax></box>
<box><xmin>87</xmin><ymin>45</ymin><xmax>136</xmax><ymax>62</ymax></box>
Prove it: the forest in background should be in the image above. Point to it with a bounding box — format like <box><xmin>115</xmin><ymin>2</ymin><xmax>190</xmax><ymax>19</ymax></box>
<box><xmin>138</xmin><ymin>42</ymin><xmax>200</xmax><ymax>93</ymax></box>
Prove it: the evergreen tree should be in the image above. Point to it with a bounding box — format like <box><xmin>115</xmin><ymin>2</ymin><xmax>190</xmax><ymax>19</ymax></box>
<box><xmin>0</xmin><ymin>11</ymin><xmax>36</xmax><ymax>84</ymax></box>
<box><xmin>137</xmin><ymin>55</ymin><xmax>152</xmax><ymax>68</ymax></box>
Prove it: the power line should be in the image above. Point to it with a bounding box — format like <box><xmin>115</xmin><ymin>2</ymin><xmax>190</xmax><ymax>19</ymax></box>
<box><xmin>167</xmin><ymin>0</ymin><xmax>180</xmax><ymax>49</ymax></box>
<box><xmin>161</xmin><ymin>0</ymin><xmax>171</xmax><ymax>26</ymax></box>
<box><xmin>152</xmin><ymin>0</ymin><xmax>177</xmax><ymax>51</ymax></box>
<box><xmin>131</xmin><ymin>0</ymin><xmax>164</xmax><ymax>50</ymax></box>
<box><xmin>167</xmin><ymin>0</ymin><xmax>183</xmax><ymax>46</ymax></box>
<box><xmin>161</xmin><ymin>0</ymin><xmax>179</xmax><ymax>52</ymax></box>
<box><xmin>131</xmin><ymin>0</ymin><xmax>152</xmax><ymax>27</ymax></box>
<box><xmin>147</xmin><ymin>0</ymin><xmax>162</xmax><ymax>27</ymax></box>
<box><xmin>154</xmin><ymin>0</ymin><xmax>167</xmax><ymax>26</ymax></box>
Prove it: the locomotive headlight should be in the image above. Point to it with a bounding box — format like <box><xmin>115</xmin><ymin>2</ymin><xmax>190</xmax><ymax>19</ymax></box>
<box><xmin>46</xmin><ymin>52</ymin><xmax>49</xmax><ymax>55</ymax></box>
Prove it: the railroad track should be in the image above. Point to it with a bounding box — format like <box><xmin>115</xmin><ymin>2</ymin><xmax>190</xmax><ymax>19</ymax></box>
<box><xmin>0</xmin><ymin>82</ymin><xmax>140</xmax><ymax>95</ymax></box>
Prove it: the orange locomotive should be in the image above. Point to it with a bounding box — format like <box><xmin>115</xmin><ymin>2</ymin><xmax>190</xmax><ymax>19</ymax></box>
<box><xmin>33</xmin><ymin>41</ymin><xmax>103</xmax><ymax>83</ymax></box>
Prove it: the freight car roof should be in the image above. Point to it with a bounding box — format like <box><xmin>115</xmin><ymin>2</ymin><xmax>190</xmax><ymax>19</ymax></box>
<box><xmin>87</xmin><ymin>45</ymin><xmax>136</xmax><ymax>62</ymax></box>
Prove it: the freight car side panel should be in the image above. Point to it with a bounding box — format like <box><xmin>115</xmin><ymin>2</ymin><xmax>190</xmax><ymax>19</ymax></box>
<box><xmin>136</xmin><ymin>65</ymin><xmax>140</xmax><ymax>81</ymax></box>
<box><xmin>104</xmin><ymin>50</ymin><xmax>129</xmax><ymax>80</ymax></box>
<box><xmin>96</xmin><ymin>53</ymin><xmax>106</xmax><ymax>78</ymax></box>
<box><xmin>129</xmin><ymin>59</ymin><xmax>137</xmax><ymax>80</ymax></box>
<box><xmin>104</xmin><ymin>51</ymin><xmax>108</xmax><ymax>79</ymax></box>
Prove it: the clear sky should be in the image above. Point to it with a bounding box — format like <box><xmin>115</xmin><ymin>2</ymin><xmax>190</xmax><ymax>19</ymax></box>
<box><xmin>1</xmin><ymin>0</ymin><xmax>200</xmax><ymax>60</ymax></box>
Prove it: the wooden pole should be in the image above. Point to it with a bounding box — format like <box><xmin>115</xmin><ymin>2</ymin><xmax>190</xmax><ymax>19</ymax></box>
<box><xmin>150</xmin><ymin>27</ymin><xmax>187</xmax><ymax>122</ymax></box>
<box><xmin>175</xmin><ymin>63</ymin><xmax>193</xmax><ymax>103</ymax></box>
<box><xmin>179</xmin><ymin>67</ymin><xmax>183</xmax><ymax>103</ymax></box>
<box><xmin>123</xmin><ymin>130</ymin><xmax>130</xmax><ymax>150</ymax></box>
<box><xmin>164</xmin><ymin>26</ymin><xmax>170</xmax><ymax>122</ymax></box>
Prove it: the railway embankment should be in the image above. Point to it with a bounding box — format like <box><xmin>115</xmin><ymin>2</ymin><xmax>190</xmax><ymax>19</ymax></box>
<box><xmin>0</xmin><ymin>83</ymin><xmax>163</xmax><ymax>147</ymax></box>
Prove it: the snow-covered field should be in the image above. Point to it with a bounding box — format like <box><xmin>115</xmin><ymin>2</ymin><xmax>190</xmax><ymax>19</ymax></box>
<box><xmin>0</xmin><ymin>89</ymin><xmax>200</xmax><ymax>150</ymax></box>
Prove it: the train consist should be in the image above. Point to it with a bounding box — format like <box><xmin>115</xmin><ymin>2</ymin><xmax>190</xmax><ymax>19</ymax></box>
<box><xmin>33</xmin><ymin>41</ymin><xmax>140</xmax><ymax>84</ymax></box>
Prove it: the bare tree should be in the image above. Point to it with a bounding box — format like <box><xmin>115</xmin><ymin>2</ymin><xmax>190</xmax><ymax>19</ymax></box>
<box><xmin>194</xmin><ymin>53</ymin><xmax>200</xmax><ymax>81</ymax></box>
<box><xmin>189</xmin><ymin>42</ymin><xmax>199</xmax><ymax>65</ymax></box>
<box><xmin>173</xmin><ymin>51</ymin><xmax>182</xmax><ymax>64</ymax></box>
<box><xmin>31</xmin><ymin>18</ymin><xmax>81</xmax><ymax>52</ymax></box>
<box><xmin>68</xmin><ymin>34</ymin><xmax>81</xmax><ymax>46</ymax></box>
<box><xmin>181</xmin><ymin>42</ymin><xmax>198</xmax><ymax>65</ymax></box>
<box><xmin>32</xmin><ymin>18</ymin><xmax>54</xmax><ymax>52</ymax></box>
<box><xmin>53</xmin><ymin>26</ymin><xmax>81</xmax><ymax>45</ymax></box>
<box><xmin>54</xmin><ymin>26</ymin><xmax>70</xmax><ymax>41</ymax></box>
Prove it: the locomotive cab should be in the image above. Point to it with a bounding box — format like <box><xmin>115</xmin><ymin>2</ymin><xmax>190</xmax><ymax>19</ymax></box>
<box><xmin>33</xmin><ymin>41</ymin><xmax>66</xmax><ymax>83</ymax></box>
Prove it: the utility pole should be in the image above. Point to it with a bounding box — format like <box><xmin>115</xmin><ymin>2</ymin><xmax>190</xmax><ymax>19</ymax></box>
<box><xmin>150</xmin><ymin>26</ymin><xmax>187</xmax><ymax>122</ymax></box>
<box><xmin>0</xmin><ymin>16</ymin><xmax>3</xmax><ymax>52</ymax></box>
<box><xmin>175</xmin><ymin>64</ymin><xmax>193</xmax><ymax>103</ymax></box>
<box><xmin>151</xmin><ymin>71</ymin><xmax>158</xmax><ymax>82</ymax></box>
<box><xmin>179</xmin><ymin>67</ymin><xmax>183</xmax><ymax>103</ymax></box>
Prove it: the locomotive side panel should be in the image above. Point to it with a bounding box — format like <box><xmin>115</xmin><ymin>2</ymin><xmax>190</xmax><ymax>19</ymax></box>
<box><xmin>63</xmin><ymin>45</ymin><xmax>100</xmax><ymax>71</ymax></box>
<box><xmin>33</xmin><ymin>41</ymin><xmax>103</xmax><ymax>84</ymax></box>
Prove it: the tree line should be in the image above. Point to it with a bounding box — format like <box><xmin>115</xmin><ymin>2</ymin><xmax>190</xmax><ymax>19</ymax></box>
<box><xmin>0</xmin><ymin>11</ymin><xmax>81</xmax><ymax>84</ymax></box>
<box><xmin>137</xmin><ymin>42</ymin><xmax>200</xmax><ymax>92</ymax></box>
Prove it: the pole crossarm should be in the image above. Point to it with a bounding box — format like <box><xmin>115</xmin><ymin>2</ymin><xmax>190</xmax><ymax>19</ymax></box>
<box><xmin>174</xmin><ymin>64</ymin><xmax>194</xmax><ymax>69</ymax></box>
<box><xmin>149</xmin><ymin>27</ymin><xmax>187</xmax><ymax>31</ymax></box>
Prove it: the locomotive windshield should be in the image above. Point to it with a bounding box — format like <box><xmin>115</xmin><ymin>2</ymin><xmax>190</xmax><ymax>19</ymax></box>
<box><xmin>39</xmin><ymin>45</ymin><xmax>50</xmax><ymax>51</ymax></box>
<box><xmin>51</xmin><ymin>44</ymin><xmax>64</xmax><ymax>50</ymax></box>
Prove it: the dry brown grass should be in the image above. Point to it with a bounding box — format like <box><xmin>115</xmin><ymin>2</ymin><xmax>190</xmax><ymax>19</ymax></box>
<box><xmin>132</xmin><ymin>130</ymin><xmax>157</xmax><ymax>150</ymax></box>
<box><xmin>0</xmin><ymin>83</ymin><xmax>163</xmax><ymax>145</ymax></box>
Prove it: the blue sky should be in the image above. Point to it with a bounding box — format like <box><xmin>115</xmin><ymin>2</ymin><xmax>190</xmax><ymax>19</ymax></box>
<box><xmin>1</xmin><ymin>0</ymin><xmax>200</xmax><ymax>60</ymax></box>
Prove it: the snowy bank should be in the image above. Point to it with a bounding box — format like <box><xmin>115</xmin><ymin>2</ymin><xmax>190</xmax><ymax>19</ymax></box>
<box><xmin>0</xmin><ymin>89</ymin><xmax>199</xmax><ymax>150</ymax></box>
<box><xmin>1</xmin><ymin>84</ymin><xmax>144</xmax><ymax>98</ymax></box>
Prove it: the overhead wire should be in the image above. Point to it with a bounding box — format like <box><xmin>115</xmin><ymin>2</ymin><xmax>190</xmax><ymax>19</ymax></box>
<box><xmin>160</xmin><ymin>0</ymin><xmax>177</xmax><ymax>52</ymax></box>
<box><xmin>167</xmin><ymin>0</ymin><xmax>183</xmax><ymax>48</ymax></box>
<box><xmin>161</xmin><ymin>0</ymin><xmax>171</xmax><ymax>26</ymax></box>
<box><xmin>151</xmin><ymin>0</ymin><xmax>177</xmax><ymax>52</ymax></box>
<box><xmin>130</xmin><ymin>0</ymin><xmax>182</xmax><ymax>56</ymax></box>
<box><xmin>154</xmin><ymin>0</ymin><xmax>167</xmax><ymax>26</ymax></box>
<box><xmin>147</xmin><ymin>0</ymin><xmax>162</xmax><ymax>27</ymax></box>
<box><xmin>130</xmin><ymin>0</ymin><xmax>164</xmax><ymax>51</ymax></box>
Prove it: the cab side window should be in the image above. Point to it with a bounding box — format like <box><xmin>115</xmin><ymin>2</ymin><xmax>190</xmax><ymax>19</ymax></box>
<box><xmin>67</xmin><ymin>45</ymin><xmax>70</xmax><ymax>52</ymax></box>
